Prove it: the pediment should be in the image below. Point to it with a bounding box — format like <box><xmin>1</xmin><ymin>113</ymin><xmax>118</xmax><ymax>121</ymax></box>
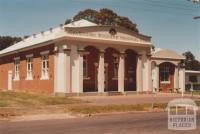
<box><xmin>64</xmin><ymin>25</ymin><xmax>152</xmax><ymax>45</ymax></box>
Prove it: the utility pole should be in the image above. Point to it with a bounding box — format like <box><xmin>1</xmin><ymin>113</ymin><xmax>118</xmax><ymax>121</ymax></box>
<box><xmin>187</xmin><ymin>0</ymin><xmax>200</xmax><ymax>19</ymax></box>
<box><xmin>193</xmin><ymin>16</ymin><xmax>200</xmax><ymax>19</ymax></box>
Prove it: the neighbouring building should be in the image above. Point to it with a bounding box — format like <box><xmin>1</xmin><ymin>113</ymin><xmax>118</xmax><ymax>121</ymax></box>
<box><xmin>0</xmin><ymin>19</ymin><xmax>186</xmax><ymax>95</ymax></box>
<box><xmin>185</xmin><ymin>70</ymin><xmax>200</xmax><ymax>90</ymax></box>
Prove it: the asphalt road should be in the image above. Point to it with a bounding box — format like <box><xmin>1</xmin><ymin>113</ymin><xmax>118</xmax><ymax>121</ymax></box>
<box><xmin>0</xmin><ymin>112</ymin><xmax>199</xmax><ymax>134</ymax></box>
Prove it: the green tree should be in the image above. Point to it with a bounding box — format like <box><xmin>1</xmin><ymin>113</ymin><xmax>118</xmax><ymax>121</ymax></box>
<box><xmin>183</xmin><ymin>51</ymin><xmax>200</xmax><ymax>71</ymax></box>
<box><xmin>0</xmin><ymin>36</ymin><xmax>22</xmax><ymax>51</ymax></box>
<box><xmin>70</xmin><ymin>8</ymin><xmax>138</xmax><ymax>32</ymax></box>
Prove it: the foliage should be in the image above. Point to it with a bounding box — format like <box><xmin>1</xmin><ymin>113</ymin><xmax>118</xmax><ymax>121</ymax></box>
<box><xmin>183</xmin><ymin>51</ymin><xmax>200</xmax><ymax>71</ymax></box>
<box><xmin>0</xmin><ymin>36</ymin><xmax>22</xmax><ymax>51</ymax></box>
<box><xmin>67</xmin><ymin>8</ymin><xmax>139</xmax><ymax>32</ymax></box>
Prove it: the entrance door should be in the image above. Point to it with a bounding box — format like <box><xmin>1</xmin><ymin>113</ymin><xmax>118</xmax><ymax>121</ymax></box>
<box><xmin>94</xmin><ymin>63</ymin><xmax>98</xmax><ymax>91</ymax></box>
<box><xmin>126</xmin><ymin>68</ymin><xmax>136</xmax><ymax>90</ymax></box>
<box><xmin>8</xmin><ymin>71</ymin><xmax>12</xmax><ymax>90</ymax></box>
<box><xmin>124</xmin><ymin>50</ymin><xmax>137</xmax><ymax>91</ymax></box>
<box><xmin>104</xmin><ymin>64</ymin><xmax>108</xmax><ymax>91</ymax></box>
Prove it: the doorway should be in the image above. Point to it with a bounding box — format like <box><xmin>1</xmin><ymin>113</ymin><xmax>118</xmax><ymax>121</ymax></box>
<box><xmin>8</xmin><ymin>70</ymin><xmax>12</xmax><ymax>90</ymax></box>
<box><xmin>104</xmin><ymin>64</ymin><xmax>108</xmax><ymax>91</ymax></box>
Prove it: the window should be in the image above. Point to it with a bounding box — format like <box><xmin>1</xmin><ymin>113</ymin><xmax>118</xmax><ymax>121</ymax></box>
<box><xmin>26</xmin><ymin>57</ymin><xmax>33</xmax><ymax>80</ymax></box>
<box><xmin>160</xmin><ymin>65</ymin><xmax>170</xmax><ymax>82</ymax></box>
<box><xmin>113</xmin><ymin>55</ymin><xmax>119</xmax><ymax>78</ymax></box>
<box><xmin>14</xmin><ymin>58</ymin><xmax>20</xmax><ymax>80</ymax></box>
<box><xmin>83</xmin><ymin>55</ymin><xmax>88</xmax><ymax>78</ymax></box>
<box><xmin>189</xmin><ymin>75</ymin><xmax>197</xmax><ymax>83</ymax></box>
<box><xmin>41</xmin><ymin>54</ymin><xmax>49</xmax><ymax>79</ymax></box>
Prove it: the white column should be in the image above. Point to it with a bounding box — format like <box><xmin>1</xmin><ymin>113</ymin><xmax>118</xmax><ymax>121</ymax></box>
<box><xmin>54</xmin><ymin>44</ymin><xmax>71</xmax><ymax>94</ymax></box>
<box><xmin>65</xmin><ymin>49</ymin><xmax>71</xmax><ymax>93</ymax></box>
<box><xmin>155</xmin><ymin>65</ymin><xmax>160</xmax><ymax>92</ymax></box>
<box><xmin>118</xmin><ymin>53</ymin><xmax>125</xmax><ymax>92</ymax></box>
<box><xmin>136</xmin><ymin>54</ymin><xmax>143</xmax><ymax>92</ymax></box>
<box><xmin>71</xmin><ymin>45</ymin><xmax>83</xmax><ymax>93</ymax></box>
<box><xmin>147</xmin><ymin>56</ymin><xmax>153</xmax><ymax>92</ymax></box>
<box><xmin>174</xmin><ymin>66</ymin><xmax>179</xmax><ymax>89</ymax></box>
<box><xmin>179</xmin><ymin>67</ymin><xmax>185</xmax><ymax>92</ymax></box>
<box><xmin>77</xmin><ymin>50</ymin><xmax>84</xmax><ymax>93</ymax></box>
<box><xmin>98</xmin><ymin>51</ymin><xmax>105</xmax><ymax>93</ymax></box>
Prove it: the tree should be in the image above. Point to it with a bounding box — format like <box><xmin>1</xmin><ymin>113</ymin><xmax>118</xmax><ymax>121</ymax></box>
<box><xmin>0</xmin><ymin>36</ymin><xmax>22</xmax><ymax>51</ymax></box>
<box><xmin>71</xmin><ymin>8</ymin><xmax>139</xmax><ymax>32</ymax></box>
<box><xmin>183</xmin><ymin>51</ymin><xmax>200</xmax><ymax>71</ymax></box>
<box><xmin>64</xmin><ymin>19</ymin><xmax>72</xmax><ymax>25</ymax></box>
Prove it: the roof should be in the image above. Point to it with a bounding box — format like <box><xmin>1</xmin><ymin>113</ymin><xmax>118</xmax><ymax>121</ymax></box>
<box><xmin>0</xmin><ymin>19</ymin><xmax>151</xmax><ymax>56</ymax></box>
<box><xmin>64</xmin><ymin>19</ymin><xmax>97</xmax><ymax>27</ymax></box>
<box><xmin>151</xmin><ymin>49</ymin><xmax>185</xmax><ymax>60</ymax></box>
<box><xmin>0</xmin><ymin>19</ymin><xmax>97</xmax><ymax>56</ymax></box>
<box><xmin>0</xmin><ymin>27</ymin><xmax>62</xmax><ymax>56</ymax></box>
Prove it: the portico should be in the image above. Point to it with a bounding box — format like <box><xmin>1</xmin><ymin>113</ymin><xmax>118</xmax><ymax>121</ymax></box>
<box><xmin>53</xmin><ymin>23</ymin><xmax>153</xmax><ymax>94</ymax></box>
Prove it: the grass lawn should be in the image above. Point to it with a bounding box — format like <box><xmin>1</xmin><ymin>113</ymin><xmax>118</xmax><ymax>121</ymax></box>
<box><xmin>0</xmin><ymin>90</ymin><xmax>200</xmax><ymax>118</ymax></box>
<box><xmin>68</xmin><ymin>103</ymin><xmax>168</xmax><ymax>114</ymax></box>
<box><xmin>0</xmin><ymin>90</ymin><xmax>83</xmax><ymax>107</ymax></box>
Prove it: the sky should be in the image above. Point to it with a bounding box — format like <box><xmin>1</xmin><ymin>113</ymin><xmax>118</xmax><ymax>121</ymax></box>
<box><xmin>0</xmin><ymin>0</ymin><xmax>200</xmax><ymax>59</ymax></box>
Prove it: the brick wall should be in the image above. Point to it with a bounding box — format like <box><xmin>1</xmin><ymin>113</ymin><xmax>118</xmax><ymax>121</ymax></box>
<box><xmin>0</xmin><ymin>44</ymin><xmax>55</xmax><ymax>95</ymax></box>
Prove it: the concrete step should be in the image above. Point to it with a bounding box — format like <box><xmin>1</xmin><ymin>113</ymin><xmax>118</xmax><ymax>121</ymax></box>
<box><xmin>106</xmin><ymin>91</ymin><xmax>124</xmax><ymax>96</ymax></box>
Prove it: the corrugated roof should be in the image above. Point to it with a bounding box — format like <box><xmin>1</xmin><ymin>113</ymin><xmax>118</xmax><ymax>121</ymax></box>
<box><xmin>0</xmin><ymin>19</ymin><xmax>97</xmax><ymax>56</ymax></box>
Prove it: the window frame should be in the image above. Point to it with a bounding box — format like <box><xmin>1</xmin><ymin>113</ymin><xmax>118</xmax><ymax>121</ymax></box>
<box><xmin>26</xmin><ymin>55</ymin><xmax>33</xmax><ymax>80</ymax></box>
<box><xmin>40</xmin><ymin>51</ymin><xmax>49</xmax><ymax>80</ymax></box>
<box><xmin>113</xmin><ymin>54</ymin><xmax>119</xmax><ymax>79</ymax></box>
<box><xmin>83</xmin><ymin>55</ymin><xmax>88</xmax><ymax>79</ymax></box>
<box><xmin>14</xmin><ymin>57</ymin><xmax>20</xmax><ymax>81</ymax></box>
<box><xmin>160</xmin><ymin>64</ymin><xmax>170</xmax><ymax>83</ymax></box>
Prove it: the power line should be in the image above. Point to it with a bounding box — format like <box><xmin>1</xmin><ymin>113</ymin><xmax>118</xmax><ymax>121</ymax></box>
<box><xmin>124</xmin><ymin>0</ymin><xmax>199</xmax><ymax>12</ymax></box>
<box><xmin>144</xmin><ymin>0</ymin><xmax>200</xmax><ymax>10</ymax></box>
<box><xmin>71</xmin><ymin>0</ymin><xmax>198</xmax><ymax>16</ymax></box>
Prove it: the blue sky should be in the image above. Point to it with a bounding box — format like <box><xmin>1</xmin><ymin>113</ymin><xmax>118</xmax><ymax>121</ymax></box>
<box><xmin>0</xmin><ymin>0</ymin><xmax>199</xmax><ymax>59</ymax></box>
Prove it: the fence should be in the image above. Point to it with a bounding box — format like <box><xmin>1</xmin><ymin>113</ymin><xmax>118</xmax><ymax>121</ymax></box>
<box><xmin>185</xmin><ymin>83</ymin><xmax>200</xmax><ymax>91</ymax></box>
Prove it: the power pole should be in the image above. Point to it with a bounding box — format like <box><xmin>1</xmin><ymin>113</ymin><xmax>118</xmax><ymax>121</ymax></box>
<box><xmin>187</xmin><ymin>0</ymin><xmax>200</xmax><ymax>19</ymax></box>
<box><xmin>193</xmin><ymin>16</ymin><xmax>200</xmax><ymax>19</ymax></box>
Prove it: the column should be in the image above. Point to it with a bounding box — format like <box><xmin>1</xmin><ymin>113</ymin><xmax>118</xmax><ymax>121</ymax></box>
<box><xmin>54</xmin><ymin>44</ymin><xmax>71</xmax><ymax>95</ymax></box>
<box><xmin>64</xmin><ymin>48</ymin><xmax>71</xmax><ymax>93</ymax></box>
<box><xmin>146</xmin><ymin>55</ymin><xmax>153</xmax><ymax>92</ymax></box>
<box><xmin>155</xmin><ymin>65</ymin><xmax>159</xmax><ymax>92</ymax></box>
<box><xmin>174</xmin><ymin>66</ymin><xmax>179</xmax><ymax>89</ymax></box>
<box><xmin>77</xmin><ymin>49</ymin><xmax>84</xmax><ymax>93</ymax></box>
<box><xmin>98</xmin><ymin>51</ymin><xmax>105</xmax><ymax>93</ymax></box>
<box><xmin>118</xmin><ymin>52</ymin><xmax>125</xmax><ymax>92</ymax></box>
<box><xmin>71</xmin><ymin>45</ymin><xmax>84</xmax><ymax>93</ymax></box>
<box><xmin>136</xmin><ymin>54</ymin><xmax>143</xmax><ymax>92</ymax></box>
<box><xmin>179</xmin><ymin>67</ymin><xmax>185</xmax><ymax>92</ymax></box>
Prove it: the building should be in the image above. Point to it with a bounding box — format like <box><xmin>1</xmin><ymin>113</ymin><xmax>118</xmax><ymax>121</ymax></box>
<box><xmin>0</xmin><ymin>19</ymin><xmax>186</xmax><ymax>95</ymax></box>
<box><xmin>185</xmin><ymin>70</ymin><xmax>200</xmax><ymax>90</ymax></box>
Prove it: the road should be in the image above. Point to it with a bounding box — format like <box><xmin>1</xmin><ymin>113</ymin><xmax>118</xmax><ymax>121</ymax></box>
<box><xmin>0</xmin><ymin>112</ymin><xmax>199</xmax><ymax>134</ymax></box>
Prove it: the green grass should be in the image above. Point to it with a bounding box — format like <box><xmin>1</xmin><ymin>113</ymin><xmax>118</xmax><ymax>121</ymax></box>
<box><xmin>0</xmin><ymin>90</ymin><xmax>83</xmax><ymax>107</ymax></box>
<box><xmin>68</xmin><ymin>103</ymin><xmax>169</xmax><ymax>114</ymax></box>
<box><xmin>1</xmin><ymin>90</ymin><xmax>200</xmax><ymax>118</ymax></box>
